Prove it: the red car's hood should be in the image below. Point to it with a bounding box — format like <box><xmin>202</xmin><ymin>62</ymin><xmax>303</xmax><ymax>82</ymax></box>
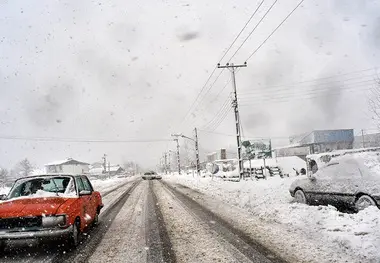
<box><xmin>0</xmin><ymin>197</ymin><xmax>72</xmax><ymax>218</ymax></box>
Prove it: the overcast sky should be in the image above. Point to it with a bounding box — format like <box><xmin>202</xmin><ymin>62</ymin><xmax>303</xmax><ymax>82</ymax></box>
<box><xmin>1</xmin><ymin>0</ymin><xmax>379</xmax><ymax>170</ymax></box>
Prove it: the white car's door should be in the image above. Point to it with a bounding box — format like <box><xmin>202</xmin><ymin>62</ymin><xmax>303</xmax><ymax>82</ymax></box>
<box><xmin>313</xmin><ymin>161</ymin><xmax>360</xmax><ymax>207</ymax></box>
<box><xmin>322</xmin><ymin>161</ymin><xmax>361</xmax><ymax>207</ymax></box>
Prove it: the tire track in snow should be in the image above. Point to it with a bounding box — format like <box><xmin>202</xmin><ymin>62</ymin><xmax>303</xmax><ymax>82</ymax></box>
<box><xmin>51</xmin><ymin>180</ymin><xmax>141</xmax><ymax>263</ymax></box>
<box><xmin>145</xmin><ymin>180</ymin><xmax>176</xmax><ymax>263</ymax></box>
<box><xmin>160</xmin><ymin>181</ymin><xmax>287</xmax><ymax>263</ymax></box>
<box><xmin>0</xmin><ymin>180</ymin><xmax>140</xmax><ymax>263</ymax></box>
<box><xmin>154</xmin><ymin>180</ymin><xmax>252</xmax><ymax>263</ymax></box>
<box><xmin>88</xmin><ymin>181</ymin><xmax>148</xmax><ymax>263</ymax></box>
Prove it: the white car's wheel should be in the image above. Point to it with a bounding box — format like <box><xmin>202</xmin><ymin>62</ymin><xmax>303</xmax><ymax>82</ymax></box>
<box><xmin>355</xmin><ymin>195</ymin><xmax>377</xmax><ymax>211</ymax></box>
<box><xmin>294</xmin><ymin>189</ymin><xmax>307</xmax><ymax>204</ymax></box>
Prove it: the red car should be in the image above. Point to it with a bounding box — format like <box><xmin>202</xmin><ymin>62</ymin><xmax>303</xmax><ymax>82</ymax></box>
<box><xmin>0</xmin><ymin>174</ymin><xmax>103</xmax><ymax>250</ymax></box>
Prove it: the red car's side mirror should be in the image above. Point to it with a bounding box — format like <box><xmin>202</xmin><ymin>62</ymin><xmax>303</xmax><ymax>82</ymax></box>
<box><xmin>79</xmin><ymin>190</ymin><xmax>92</xmax><ymax>196</ymax></box>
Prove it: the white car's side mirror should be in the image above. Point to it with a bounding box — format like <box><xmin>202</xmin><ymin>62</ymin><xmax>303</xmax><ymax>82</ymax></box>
<box><xmin>309</xmin><ymin>175</ymin><xmax>316</xmax><ymax>181</ymax></box>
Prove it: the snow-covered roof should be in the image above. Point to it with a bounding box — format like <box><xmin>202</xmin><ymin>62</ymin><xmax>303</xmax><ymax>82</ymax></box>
<box><xmin>89</xmin><ymin>165</ymin><xmax>124</xmax><ymax>175</ymax></box>
<box><xmin>109</xmin><ymin>166</ymin><xmax>123</xmax><ymax>172</ymax></box>
<box><xmin>45</xmin><ymin>158</ymin><xmax>90</xmax><ymax>166</ymax></box>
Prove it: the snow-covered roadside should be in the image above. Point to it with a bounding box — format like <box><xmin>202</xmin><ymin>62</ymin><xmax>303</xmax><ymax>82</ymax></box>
<box><xmin>90</xmin><ymin>176</ymin><xmax>138</xmax><ymax>193</ymax></box>
<box><xmin>164</xmin><ymin>175</ymin><xmax>380</xmax><ymax>262</ymax></box>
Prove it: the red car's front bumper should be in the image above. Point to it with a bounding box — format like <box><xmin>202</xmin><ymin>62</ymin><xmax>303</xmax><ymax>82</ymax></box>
<box><xmin>0</xmin><ymin>225</ymin><xmax>73</xmax><ymax>240</ymax></box>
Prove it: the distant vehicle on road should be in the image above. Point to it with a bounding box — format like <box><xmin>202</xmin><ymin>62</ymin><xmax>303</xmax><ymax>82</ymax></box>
<box><xmin>142</xmin><ymin>171</ymin><xmax>162</xmax><ymax>180</ymax></box>
<box><xmin>0</xmin><ymin>174</ymin><xmax>103</xmax><ymax>250</ymax></box>
<box><xmin>289</xmin><ymin>151</ymin><xmax>380</xmax><ymax>212</ymax></box>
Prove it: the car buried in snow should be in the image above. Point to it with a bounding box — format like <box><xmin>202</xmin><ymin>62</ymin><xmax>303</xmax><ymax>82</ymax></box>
<box><xmin>0</xmin><ymin>174</ymin><xmax>103</xmax><ymax>250</ymax></box>
<box><xmin>289</xmin><ymin>150</ymin><xmax>380</xmax><ymax>212</ymax></box>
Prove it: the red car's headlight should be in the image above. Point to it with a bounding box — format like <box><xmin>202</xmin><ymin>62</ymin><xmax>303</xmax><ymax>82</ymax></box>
<box><xmin>42</xmin><ymin>215</ymin><xmax>67</xmax><ymax>228</ymax></box>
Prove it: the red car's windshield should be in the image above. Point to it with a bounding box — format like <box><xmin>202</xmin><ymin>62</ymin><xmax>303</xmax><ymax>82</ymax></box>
<box><xmin>8</xmin><ymin>176</ymin><xmax>76</xmax><ymax>199</ymax></box>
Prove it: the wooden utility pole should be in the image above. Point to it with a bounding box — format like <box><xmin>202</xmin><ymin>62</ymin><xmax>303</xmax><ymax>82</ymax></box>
<box><xmin>102</xmin><ymin>154</ymin><xmax>107</xmax><ymax>174</ymax></box>
<box><xmin>217</xmin><ymin>62</ymin><xmax>247</xmax><ymax>180</ymax></box>
<box><xmin>164</xmin><ymin>152</ymin><xmax>168</xmax><ymax>174</ymax></box>
<box><xmin>361</xmin><ymin>129</ymin><xmax>365</xmax><ymax>148</ymax></box>
<box><xmin>194</xmin><ymin>128</ymin><xmax>201</xmax><ymax>176</ymax></box>
<box><xmin>173</xmin><ymin>138</ymin><xmax>181</xmax><ymax>175</ymax></box>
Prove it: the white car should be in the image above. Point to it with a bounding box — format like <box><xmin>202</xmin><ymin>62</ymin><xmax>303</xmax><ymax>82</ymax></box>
<box><xmin>289</xmin><ymin>152</ymin><xmax>380</xmax><ymax>211</ymax></box>
<box><xmin>142</xmin><ymin>171</ymin><xmax>162</xmax><ymax>180</ymax></box>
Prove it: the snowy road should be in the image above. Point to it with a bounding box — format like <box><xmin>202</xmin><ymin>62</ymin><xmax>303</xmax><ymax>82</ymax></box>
<box><xmin>88</xmin><ymin>180</ymin><xmax>284</xmax><ymax>263</ymax></box>
<box><xmin>0</xmin><ymin>178</ymin><xmax>286</xmax><ymax>263</ymax></box>
<box><xmin>0</xmin><ymin>178</ymin><xmax>140</xmax><ymax>263</ymax></box>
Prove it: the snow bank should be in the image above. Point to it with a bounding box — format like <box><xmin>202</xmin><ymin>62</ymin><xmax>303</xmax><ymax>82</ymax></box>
<box><xmin>244</xmin><ymin>156</ymin><xmax>306</xmax><ymax>176</ymax></box>
<box><xmin>165</xmin><ymin>175</ymin><xmax>380</xmax><ymax>262</ymax></box>
<box><xmin>90</xmin><ymin>176</ymin><xmax>137</xmax><ymax>193</ymax></box>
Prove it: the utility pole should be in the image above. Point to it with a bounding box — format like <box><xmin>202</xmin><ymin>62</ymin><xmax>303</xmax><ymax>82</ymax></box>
<box><xmin>217</xmin><ymin>62</ymin><xmax>247</xmax><ymax>180</ymax></box>
<box><xmin>361</xmin><ymin>129</ymin><xmax>365</xmax><ymax>148</ymax></box>
<box><xmin>173</xmin><ymin>138</ymin><xmax>181</xmax><ymax>175</ymax></box>
<box><xmin>194</xmin><ymin>128</ymin><xmax>201</xmax><ymax>176</ymax></box>
<box><xmin>102</xmin><ymin>154</ymin><xmax>107</xmax><ymax>174</ymax></box>
<box><xmin>164</xmin><ymin>152</ymin><xmax>168</xmax><ymax>174</ymax></box>
<box><xmin>168</xmin><ymin>150</ymin><xmax>172</xmax><ymax>174</ymax></box>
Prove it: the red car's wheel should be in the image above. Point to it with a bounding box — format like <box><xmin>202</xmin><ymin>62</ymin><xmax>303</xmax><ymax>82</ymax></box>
<box><xmin>93</xmin><ymin>212</ymin><xmax>99</xmax><ymax>226</ymax></box>
<box><xmin>0</xmin><ymin>241</ymin><xmax>5</xmax><ymax>252</ymax></box>
<box><xmin>69</xmin><ymin>220</ymin><xmax>81</xmax><ymax>247</ymax></box>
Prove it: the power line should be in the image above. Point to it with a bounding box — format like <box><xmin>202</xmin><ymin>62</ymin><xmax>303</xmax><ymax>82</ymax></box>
<box><xmin>203</xmin><ymin>98</ymin><xmax>231</xmax><ymax>130</ymax></box>
<box><xmin>198</xmin><ymin>130</ymin><xmax>236</xmax><ymax>137</ymax></box>
<box><xmin>242</xmin><ymin>68</ymin><xmax>378</xmax><ymax>93</ymax></box>
<box><xmin>245</xmin><ymin>0</ymin><xmax>306</xmax><ymax>62</ymax></box>
<box><xmin>219</xmin><ymin>0</ymin><xmax>266</xmax><ymax>63</ymax></box>
<box><xmin>199</xmin><ymin>129</ymin><xmax>290</xmax><ymax>139</ymax></box>
<box><xmin>0</xmin><ymin>136</ymin><xmax>173</xmax><ymax>143</ymax></box>
<box><xmin>239</xmin><ymin>73</ymin><xmax>377</xmax><ymax>97</ymax></box>
<box><xmin>178</xmin><ymin>0</ymin><xmax>269</xmax><ymax>129</ymax></box>
<box><xmin>202</xmin><ymin>99</ymin><xmax>230</xmax><ymax>130</ymax></box>
<box><xmin>239</xmin><ymin>79</ymin><xmax>376</xmax><ymax>101</ymax></box>
<box><xmin>239</xmin><ymin>81</ymin><xmax>375</xmax><ymax>104</ymax></box>
<box><xmin>209</xmin><ymin>106</ymin><xmax>233</xmax><ymax>132</ymax></box>
<box><xmin>191</xmin><ymin>69</ymin><xmax>226</xmax><ymax>119</ymax></box>
<box><xmin>239</xmin><ymin>84</ymin><xmax>373</xmax><ymax>106</ymax></box>
<box><xmin>228</xmin><ymin>0</ymin><xmax>279</xmax><ymax>62</ymax></box>
<box><xmin>180</xmin><ymin>66</ymin><xmax>218</xmax><ymax>125</ymax></box>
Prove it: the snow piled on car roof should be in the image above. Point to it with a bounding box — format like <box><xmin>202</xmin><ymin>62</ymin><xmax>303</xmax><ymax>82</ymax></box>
<box><xmin>314</xmin><ymin>151</ymin><xmax>380</xmax><ymax>178</ymax></box>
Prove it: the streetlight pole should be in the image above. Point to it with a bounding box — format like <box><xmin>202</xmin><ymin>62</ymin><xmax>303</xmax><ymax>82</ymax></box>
<box><xmin>172</xmin><ymin>129</ymin><xmax>200</xmax><ymax>176</ymax></box>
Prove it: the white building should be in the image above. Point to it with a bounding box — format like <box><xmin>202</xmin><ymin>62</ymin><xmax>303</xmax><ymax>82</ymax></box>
<box><xmin>45</xmin><ymin>158</ymin><xmax>90</xmax><ymax>174</ymax></box>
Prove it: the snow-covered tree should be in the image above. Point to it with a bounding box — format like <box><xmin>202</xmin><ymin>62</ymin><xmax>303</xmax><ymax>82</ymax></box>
<box><xmin>14</xmin><ymin>159</ymin><xmax>34</xmax><ymax>178</ymax></box>
<box><xmin>0</xmin><ymin>168</ymin><xmax>8</xmax><ymax>182</ymax></box>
